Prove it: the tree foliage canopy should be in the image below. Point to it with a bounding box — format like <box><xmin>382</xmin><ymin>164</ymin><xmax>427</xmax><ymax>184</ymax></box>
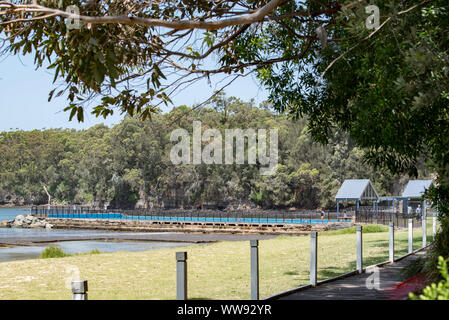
<box><xmin>1</xmin><ymin>0</ymin><xmax>439</xmax><ymax>123</ymax></box>
<box><xmin>0</xmin><ymin>96</ymin><xmax>428</xmax><ymax>208</ymax></box>
<box><xmin>0</xmin><ymin>0</ymin><xmax>446</xmax><ymax>199</ymax></box>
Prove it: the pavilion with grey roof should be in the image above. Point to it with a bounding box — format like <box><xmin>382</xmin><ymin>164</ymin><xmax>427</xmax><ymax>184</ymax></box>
<box><xmin>335</xmin><ymin>179</ymin><xmax>379</xmax><ymax>217</ymax></box>
<box><xmin>334</xmin><ymin>179</ymin><xmax>433</xmax><ymax>217</ymax></box>
<box><xmin>400</xmin><ymin>180</ymin><xmax>433</xmax><ymax>215</ymax></box>
<box><xmin>401</xmin><ymin>180</ymin><xmax>433</xmax><ymax>199</ymax></box>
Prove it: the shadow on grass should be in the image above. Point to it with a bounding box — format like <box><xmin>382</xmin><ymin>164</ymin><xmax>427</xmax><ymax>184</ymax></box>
<box><xmin>318</xmin><ymin>265</ymin><xmax>356</xmax><ymax>279</ymax></box>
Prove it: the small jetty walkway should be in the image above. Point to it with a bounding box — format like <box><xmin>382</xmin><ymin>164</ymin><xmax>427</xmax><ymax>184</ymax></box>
<box><xmin>276</xmin><ymin>249</ymin><xmax>428</xmax><ymax>300</ymax></box>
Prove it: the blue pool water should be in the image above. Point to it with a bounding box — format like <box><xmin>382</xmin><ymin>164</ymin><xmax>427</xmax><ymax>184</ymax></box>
<box><xmin>47</xmin><ymin>213</ymin><xmax>349</xmax><ymax>225</ymax></box>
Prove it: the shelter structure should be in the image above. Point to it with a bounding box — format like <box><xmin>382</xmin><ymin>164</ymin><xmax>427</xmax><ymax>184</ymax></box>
<box><xmin>378</xmin><ymin>195</ymin><xmax>407</xmax><ymax>215</ymax></box>
<box><xmin>400</xmin><ymin>180</ymin><xmax>433</xmax><ymax>215</ymax></box>
<box><xmin>401</xmin><ymin>180</ymin><xmax>433</xmax><ymax>199</ymax></box>
<box><xmin>335</xmin><ymin>179</ymin><xmax>379</xmax><ymax>217</ymax></box>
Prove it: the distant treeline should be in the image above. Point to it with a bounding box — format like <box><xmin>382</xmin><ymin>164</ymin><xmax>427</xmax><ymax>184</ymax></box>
<box><xmin>0</xmin><ymin>95</ymin><xmax>431</xmax><ymax>209</ymax></box>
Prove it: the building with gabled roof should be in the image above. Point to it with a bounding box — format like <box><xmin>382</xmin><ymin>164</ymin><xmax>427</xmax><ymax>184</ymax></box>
<box><xmin>401</xmin><ymin>180</ymin><xmax>433</xmax><ymax>199</ymax></box>
<box><xmin>335</xmin><ymin>179</ymin><xmax>379</xmax><ymax>218</ymax></box>
<box><xmin>335</xmin><ymin>179</ymin><xmax>379</xmax><ymax>202</ymax></box>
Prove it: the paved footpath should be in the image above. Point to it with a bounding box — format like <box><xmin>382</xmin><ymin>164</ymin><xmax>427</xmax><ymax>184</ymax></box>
<box><xmin>279</xmin><ymin>249</ymin><xmax>428</xmax><ymax>300</ymax></box>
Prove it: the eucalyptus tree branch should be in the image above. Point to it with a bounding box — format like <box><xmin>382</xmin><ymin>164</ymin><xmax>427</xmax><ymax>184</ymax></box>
<box><xmin>166</xmin><ymin>70</ymin><xmax>255</xmax><ymax>126</ymax></box>
<box><xmin>0</xmin><ymin>0</ymin><xmax>285</xmax><ymax>30</ymax></box>
<box><xmin>161</xmin><ymin>24</ymin><xmax>250</xmax><ymax>60</ymax></box>
<box><xmin>167</xmin><ymin>37</ymin><xmax>313</xmax><ymax>75</ymax></box>
<box><xmin>2</xmin><ymin>0</ymin><xmax>430</xmax><ymax>123</ymax></box>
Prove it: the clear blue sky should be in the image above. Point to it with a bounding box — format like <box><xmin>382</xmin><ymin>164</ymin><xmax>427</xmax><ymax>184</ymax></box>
<box><xmin>0</xmin><ymin>53</ymin><xmax>268</xmax><ymax>132</ymax></box>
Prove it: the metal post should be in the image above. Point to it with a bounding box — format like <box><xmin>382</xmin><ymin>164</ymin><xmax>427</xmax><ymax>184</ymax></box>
<box><xmin>176</xmin><ymin>252</ymin><xmax>187</xmax><ymax>300</ymax></box>
<box><xmin>72</xmin><ymin>280</ymin><xmax>88</xmax><ymax>300</ymax></box>
<box><xmin>310</xmin><ymin>231</ymin><xmax>318</xmax><ymax>286</ymax></box>
<box><xmin>422</xmin><ymin>201</ymin><xmax>427</xmax><ymax>248</ymax></box>
<box><xmin>408</xmin><ymin>219</ymin><xmax>413</xmax><ymax>253</ymax></box>
<box><xmin>337</xmin><ymin>200</ymin><xmax>339</xmax><ymax>219</ymax></box>
<box><xmin>389</xmin><ymin>222</ymin><xmax>394</xmax><ymax>263</ymax></box>
<box><xmin>356</xmin><ymin>226</ymin><xmax>363</xmax><ymax>273</ymax></box>
<box><xmin>433</xmin><ymin>216</ymin><xmax>437</xmax><ymax>239</ymax></box>
<box><xmin>250</xmin><ymin>240</ymin><xmax>259</xmax><ymax>300</ymax></box>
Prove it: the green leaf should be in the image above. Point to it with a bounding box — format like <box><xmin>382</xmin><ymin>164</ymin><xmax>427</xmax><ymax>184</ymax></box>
<box><xmin>48</xmin><ymin>89</ymin><xmax>56</xmax><ymax>102</ymax></box>
<box><xmin>76</xmin><ymin>107</ymin><xmax>84</xmax><ymax>122</ymax></box>
<box><xmin>93</xmin><ymin>65</ymin><xmax>105</xmax><ymax>84</ymax></box>
<box><xmin>68</xmin><ymin>106</ymin><xmax>77</xmax><ymax>121</ymax></box>
<box><xmin>88</xmin><ymin>38</ymin><xmax>98</xmax><ymax>46</ymax></box>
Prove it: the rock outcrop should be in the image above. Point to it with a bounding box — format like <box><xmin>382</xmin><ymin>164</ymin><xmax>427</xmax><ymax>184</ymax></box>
<box><xmin>4</xmin><ymin>214</ymin><xmax>53</xmax><ymax>229</ymax></box>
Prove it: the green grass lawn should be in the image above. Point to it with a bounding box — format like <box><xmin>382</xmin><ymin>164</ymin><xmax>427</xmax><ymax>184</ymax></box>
<box><xmin>0</xmin><ymin>222</ymin><xmax>437</xmax><ymax>300</ymax></box>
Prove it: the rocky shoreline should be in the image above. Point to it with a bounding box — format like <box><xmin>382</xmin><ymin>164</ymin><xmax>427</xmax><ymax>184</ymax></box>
<box><xmin>1</xmin><ymin>214</ymin><xmax>53</xmax><ymax>229</ymax></box>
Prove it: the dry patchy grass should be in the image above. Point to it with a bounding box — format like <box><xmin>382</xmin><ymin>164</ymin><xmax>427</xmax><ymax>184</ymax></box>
<box><xmin>0</xmin><ymin>224</ymin><xmax>433</xmax><ymax>300</ymax></box>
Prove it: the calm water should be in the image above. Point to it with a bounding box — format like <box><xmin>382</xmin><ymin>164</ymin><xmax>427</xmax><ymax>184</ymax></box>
<box><xmin>0</xmin><ymin>207</ymin><xmax>31</xmax><ymax>222</ymax></box>
<box><xmin>0</xmin><ymin>208</ymin><xmax>197</xmax><ymax>263</ymax></box>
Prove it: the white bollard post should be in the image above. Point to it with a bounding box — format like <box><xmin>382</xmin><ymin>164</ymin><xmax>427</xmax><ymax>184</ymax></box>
<box><xmin>389</xmin><ymin>222</ymin><xmax>394</xmax><ymax>263</ymax></box>
<box><xmin>422</xmin><ymin>215</ymin><xmax>427</xmax><ymax>248</ymax></box>
<box><xmin>250</xmin><ymin>240</ymin><xmax>259</xmax><ymax>300</ymax></box>
<box><xmin>176</xmin><ymin>252</ymin><xmax>187</xmax><ymax>300</ymax></box>
<box><xmin>72</xmin><ymin>280</ymin><xmax>88</xmax><ymax>300</ymax></box>
<box><xmin>408</xmin><ymin>219</ymin><xmax>413</xmax><ymax>254</ymax></box>
<box><xmin>310</xmin><ymin>231</ymin><xmax>318</xmax><ymax>286</ymax></box>
<box><xmin>356</xmin><ymin>226</ymin><xmax>363</xmax><ymax>273</ymax></box>
<box><xmin>433</xmin><ymin>216</ymin><xmax>437</xmax><ymax>240</ymax></box>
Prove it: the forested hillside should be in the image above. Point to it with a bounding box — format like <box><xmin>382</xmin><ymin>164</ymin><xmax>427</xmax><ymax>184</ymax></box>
<box><xmin>0</xmin><ymin>96</ymin><xmax>431</xmax><ymax>209</ymax></box>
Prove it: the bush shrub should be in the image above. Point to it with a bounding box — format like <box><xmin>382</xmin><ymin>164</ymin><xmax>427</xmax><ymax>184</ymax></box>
<box><xmin>410</xmin><ymin>256</ymin><xmax>449</xmax><ymax>300</ymax></box>
<box><xmin>88</xmin><ymin>249</ymin><xmax>101</xmax><ymax>255</ymax></box>
<box><xmin>322</xmin><ymin>224</ymin><xmax>388</xmax><ymax>236</ymax></box>
<box><xmin>40</xmin><ymin>246</ymin><xmax>71</xmax><ymax>259</ymax></box>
